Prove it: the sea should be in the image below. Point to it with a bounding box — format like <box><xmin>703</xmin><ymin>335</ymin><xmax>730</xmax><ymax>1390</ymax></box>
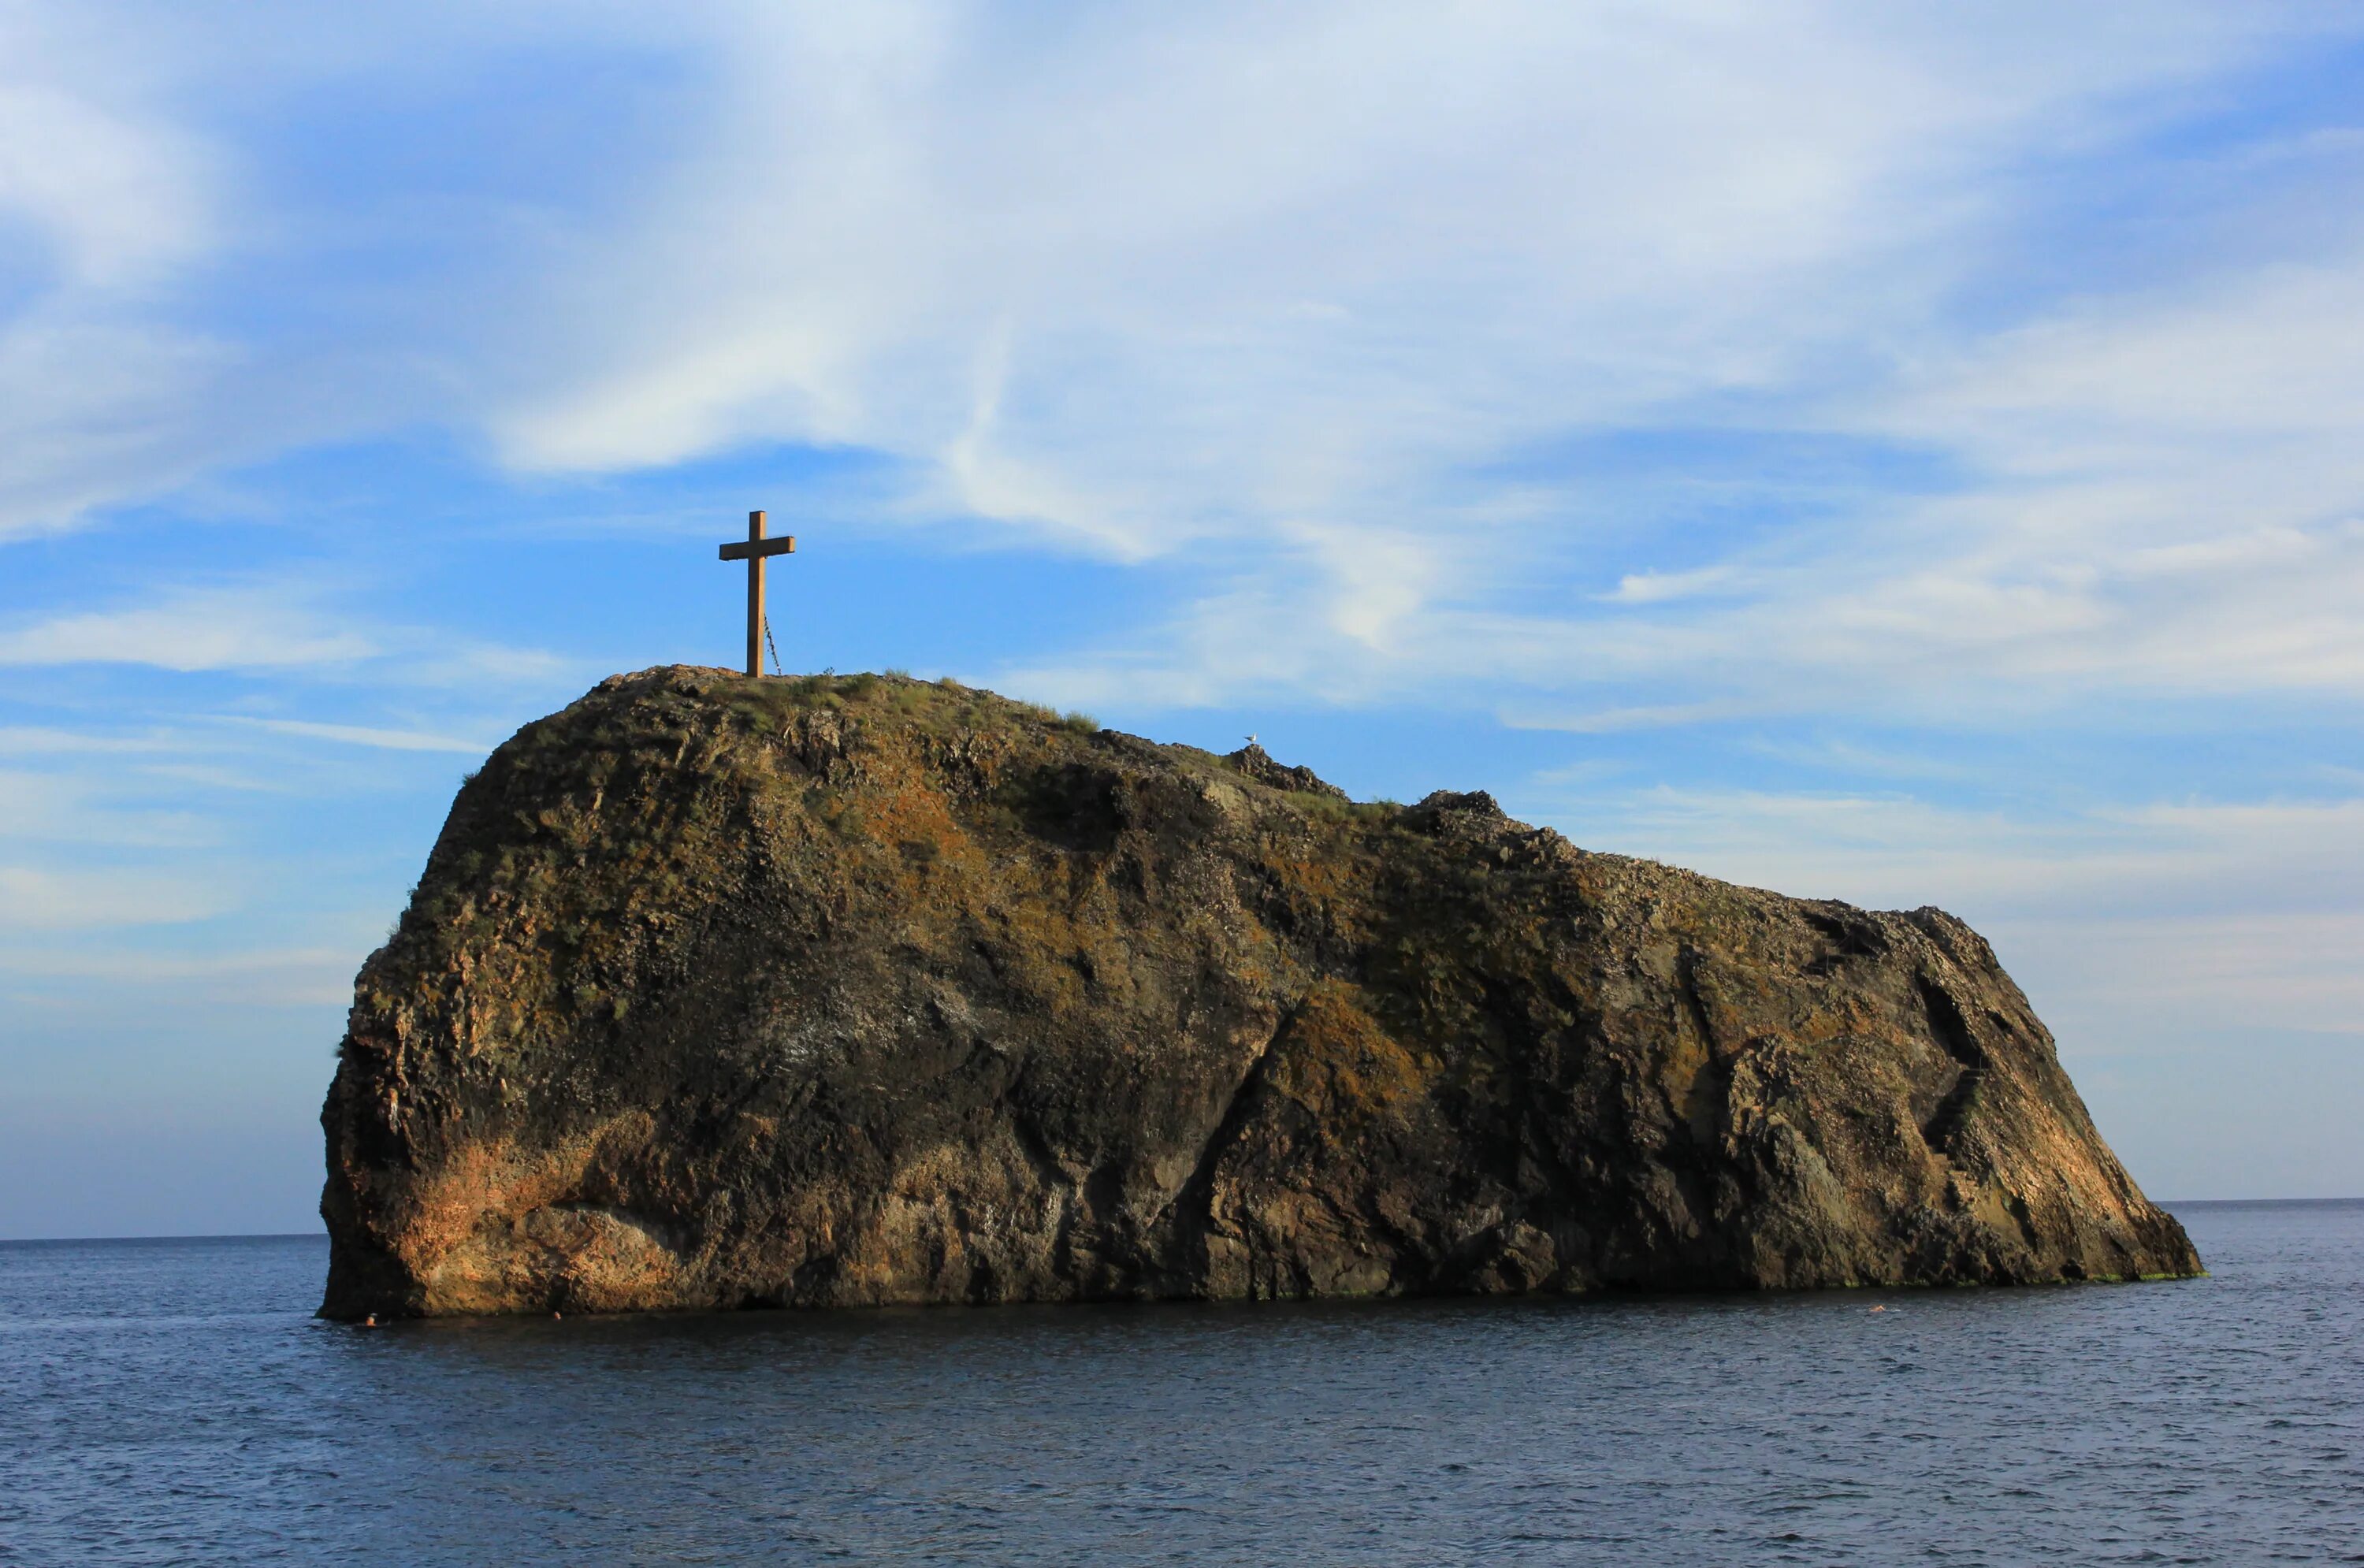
<box><xmin>2</xmin><ymin>1202</ymin><xmax>2358</xmax><ymax>1565</ymax></box>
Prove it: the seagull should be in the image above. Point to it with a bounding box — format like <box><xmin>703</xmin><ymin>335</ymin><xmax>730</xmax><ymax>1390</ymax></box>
<box><xmin>1245</xmin><ymin>733</ymin><xmax>1258</xmax><ymax>746</ymax></box>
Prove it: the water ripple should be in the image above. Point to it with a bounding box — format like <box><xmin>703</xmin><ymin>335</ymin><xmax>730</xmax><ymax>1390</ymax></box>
<box><xmin>3</xmin><ymin>1206</ymin><xmax>2362</xmax><ymax>1563</ymax></box>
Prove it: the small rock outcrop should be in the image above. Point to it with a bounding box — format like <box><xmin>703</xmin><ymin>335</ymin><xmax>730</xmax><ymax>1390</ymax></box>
<box><xmin>320</xmin><ymin>668</ymin><xmax>2198</xmax><ymax>1317</ymax></box>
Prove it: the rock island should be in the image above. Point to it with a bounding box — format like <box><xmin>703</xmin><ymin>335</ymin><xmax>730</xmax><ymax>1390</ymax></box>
<box><xmin>320</xmin><ymin>667</ymin><xmax>2199</xmax><ymax>1317</ymax></box>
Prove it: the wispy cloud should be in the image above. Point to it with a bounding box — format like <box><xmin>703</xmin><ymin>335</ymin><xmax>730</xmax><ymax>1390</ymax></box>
<box><xmin>0</xmin><ymin>865</ymin><xmax>226</xmax><ymax>930</ymax></box>
<box><xmin>1603</xmin><ymin>566</ymin><xmax>1745</xmax><ymax>606</ymax></box>
<box><xmin>0</xmin><ymin>768</ymin><xmax>217</xmax><ymax>849</ymax></box>
<box><xmin>0</xmin><ymin>726</ymin><xmax>173</xmax><ymax>756</ymax></box>
<box><xmin>0</xmin><ymin>942</ymin><xmax>361</xmax><ymax>1006</ymax></box>
<box><xmin>2005</xmin><ymin>912</ymin><xmax>2364</xmax><ymax>1040</ymax></box>
<box><xmin>1501</xmin><ymin>701</ymin><xmax>1756</xmax><ymax>735</ymax></box>
<box><xmin>220</xmin><ymin>717</ymin><xmax>493</xmax><ymax>755</ymax></box>
<box><xmin>0</xmin><ymin>587</ymin><xmax>375</xmax><ymax>671</ymax></box>
<box><xmin>0</xmin><ymin>15</ymin><xmax>240</xmax><ymax>538</ymax></box>
<box><xmin>0</xmin><ymin>582</ymin><xmax>574</xmax><ymax>693</ymax></box>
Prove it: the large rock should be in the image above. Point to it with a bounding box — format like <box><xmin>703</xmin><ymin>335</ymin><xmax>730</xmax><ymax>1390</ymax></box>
<box><xmin>319</xmin><ymin>667</ymin><xmax>2198</xmax><ymax>1317</ymax></box>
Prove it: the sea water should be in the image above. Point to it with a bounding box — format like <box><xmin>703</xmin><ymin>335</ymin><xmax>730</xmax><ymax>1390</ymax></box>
<box><xmin>2</xmin><ymin>1203</ymin><xmax>2358</xmax><ymax>1564</ymax></box>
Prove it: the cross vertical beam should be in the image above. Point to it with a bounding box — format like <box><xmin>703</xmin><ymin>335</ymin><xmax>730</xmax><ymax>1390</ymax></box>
<box><xmin>745</xmin><ymin>510</ymin><xmax>764</xmax><ymax>678</ymax></box>
<box><xmin>716</xmin><ymin>509</ymin><xmax>797</xmax><ymax>678</ymax></box>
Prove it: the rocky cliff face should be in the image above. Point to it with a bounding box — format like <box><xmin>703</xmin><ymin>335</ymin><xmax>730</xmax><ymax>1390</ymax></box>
<box><xmin>320</xmin><ymin>667</ymin><xmax>2198</xmax><ymax>1317</ymax></box>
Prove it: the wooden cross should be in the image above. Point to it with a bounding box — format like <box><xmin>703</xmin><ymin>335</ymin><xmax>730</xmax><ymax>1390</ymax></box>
<box><xmin>716</xmin><ymin>509</ymin><xmax>796</xmax><ymax>677</ymax></box>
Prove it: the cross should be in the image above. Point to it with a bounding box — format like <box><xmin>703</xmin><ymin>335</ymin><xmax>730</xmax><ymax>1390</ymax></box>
<box><xmin>716</xmin><ymin>509</ymin><xmax>796</xmax><ymax>677</ymax></box>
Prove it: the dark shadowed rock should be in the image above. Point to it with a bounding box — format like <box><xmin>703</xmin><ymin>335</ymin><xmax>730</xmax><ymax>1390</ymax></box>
<box><xmin>320</xmin><ymin>667</ymin><xmax>2199</xmax><ymax>1317</ymax></box>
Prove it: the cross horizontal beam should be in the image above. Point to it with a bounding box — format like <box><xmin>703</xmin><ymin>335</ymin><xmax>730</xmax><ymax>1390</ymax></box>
<box><xmin>719</xmin><ymin>535</ymin><xmax>797</xmax><ymax>562</ymax></box>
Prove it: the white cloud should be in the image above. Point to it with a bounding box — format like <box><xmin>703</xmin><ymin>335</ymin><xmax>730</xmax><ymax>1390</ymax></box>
<box><xmin>0</xmin><ymin>768</ymin><xmax>217</xmax><ymax>849</ymax></box>
<box><xmin>399</xmin><ymin>641</ymin><xmax>580</xmax><ymax>689</ymax></box>
<box><xmin>0</xmin><ymin>865</ymin><xmax>225</xmax><ymax>930</ymax></box>
<box><xmin>490</xmin><ymin>2</ymin><xmax>2330</xmax><ymax>556</ymax></box>
<box><xmin>1746</xmin><ymin>250</ymin><xmax>2364</xmax><ymax>704</ymax></box>
<box><xmin>2012</xmin><ymin>912</ymin><xmax>2364</xmax><ymax>1042</ymax></box>
<box><xmin>1894</xmin><ymin>261</ymin><xmax>2364</xmax><ymax>460</ymax></box>
<box><xmin>221</xmin><ymin>717</ymin><xmax>492</xmax><ymax>755</ymax></box>
<box><xmin>0</xmin><ymin>587</ymin><xmax>376</xmax><ymax>671</ymax></box>
<box><xmin>0</xmin><ymin>17</ymin><xmax>241</xmax><ymax>537</ymax></box>
<box><xmin>0</xmin><ymin>65</ymin><xmax>214</xmax><ymax>288</ymax></box>
<box><xmin>1605</xmin><ymin>566</ymin><xmax>1742</xmax><ymax>605</ymax></box>
<box><xmin>0</xmin><ymin>726</ymin><xmax>172</xmax><ymax>756</ymax></box>
<box><xmin>0</xmin><ymin>578</ymin><xmax>571</xmax><ymax>688</ymax></box>
<box><xmin>0</xmin><ymin>942</ymin><xmax>361</xmax><ymax>1006</ymax></box>
<box><xmin>1502</xmin><ymin>700</ymin><xmax>1754</xmax><ymax>735</ymax></box>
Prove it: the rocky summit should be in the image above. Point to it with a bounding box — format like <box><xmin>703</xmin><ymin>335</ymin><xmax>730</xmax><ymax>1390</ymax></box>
<box><xmin>320</xmin><ymin>667</ymin><xmax>2199</xmax><ymax>1318</ymax></box>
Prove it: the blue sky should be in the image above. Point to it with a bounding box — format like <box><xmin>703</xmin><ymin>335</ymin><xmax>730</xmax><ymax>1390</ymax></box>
<box><xmin>6</xmin><ymin>2</ymin><xmax>2364</xmax><ymax>1235</ymax></box>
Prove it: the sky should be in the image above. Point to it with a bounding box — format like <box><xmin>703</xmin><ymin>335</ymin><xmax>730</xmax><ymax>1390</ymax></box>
<box><xmin>5</xmin><ymin>2</ymin><xmax>2364</xmax><ymax>1236</ymax></box>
